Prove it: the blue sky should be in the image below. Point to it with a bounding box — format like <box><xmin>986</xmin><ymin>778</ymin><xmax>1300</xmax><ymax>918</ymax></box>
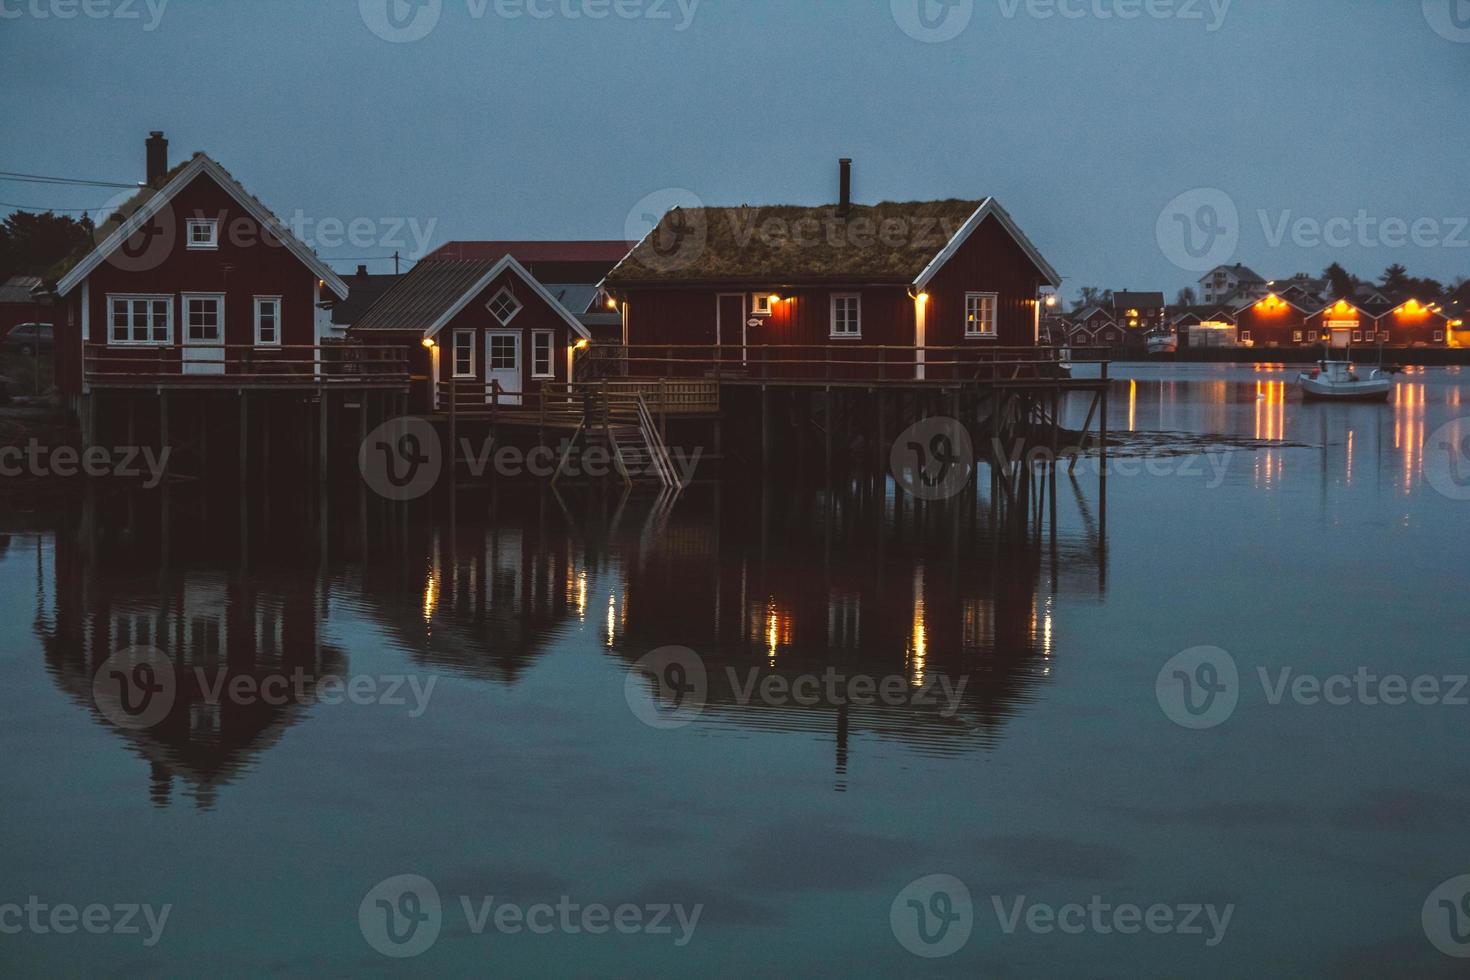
<box><xmin>1</xmin><ymin>0</ymin><xmax>1466</xmax><ymax>301</ymax></box>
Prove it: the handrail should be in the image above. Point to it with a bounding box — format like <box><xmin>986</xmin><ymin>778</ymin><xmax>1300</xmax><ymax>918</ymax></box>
<box><xmin>83</xmin><ymin>343</ymin><xmax>410</xmax><ymax>383</ymax></box>
<box><xmin>635</xmin><ymin>394</ymin><xmax>679</xmax><ymax>489</ymax></box>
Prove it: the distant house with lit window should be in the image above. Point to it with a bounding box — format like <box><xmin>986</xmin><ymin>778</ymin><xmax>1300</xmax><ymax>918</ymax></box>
<box><xmin>601</xmin><ymin>161</ymin><xmax>1063</xmax><ymax>380</ymax></box>
<box><xmin>1199</xmin><ymin>263</ymin><xmax>1268</xmax><ymax>306</ymax></box>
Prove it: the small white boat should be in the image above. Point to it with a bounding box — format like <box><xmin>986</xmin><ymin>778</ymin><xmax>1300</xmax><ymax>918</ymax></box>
<box><xmin>1296</xmin><ymin>359</ymin><xmax>1392</xmax><ymax>402</ymax></box>
<box><xmin>1146</xmin><ymin>331</ymin><xmax>1178</xmax><ymax>355</ymax></box>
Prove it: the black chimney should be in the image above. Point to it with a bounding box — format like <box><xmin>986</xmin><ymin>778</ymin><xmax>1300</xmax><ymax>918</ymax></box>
<box><xmin>146</xmin><ymin>131</ymin><xmax>168</xmax><ymax>186</ymax></box>
<box><xmin>838</xmin><ymin>158</ymin><xmax>852</xmax><ymax>217</ymax></box>
<box><xmin>357</xmin><ymin>264</ymin><xmax>369</xmax><ymax>277</ymax></box>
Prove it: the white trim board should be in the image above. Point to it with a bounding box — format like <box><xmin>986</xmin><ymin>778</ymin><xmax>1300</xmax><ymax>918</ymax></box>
<box><xmin>56</xmin><ymin>154</ymin><xmax>349</xmax><ymax>300</ymax></box>
<box><xmin>912</xmin><ymin>198</ymin><xmax>1063</xmax><ymax>292</ymax></box>
<box><xmin>423</xmin><ymin>254</ymin><xmax>592</xmax><ymax>341</ymax></box>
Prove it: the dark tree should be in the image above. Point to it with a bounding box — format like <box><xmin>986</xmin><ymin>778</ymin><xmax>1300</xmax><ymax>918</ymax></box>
<box><xmin>1379</xmin><ymin>263</ymin><xmax>1412</xmax><ymax>295</ymax></box>
<box><xmin>1323</xmin><ymin>262</ymin><xmax>1358</xmax><ymax>299</ymax></box>
<box><xmin>0</xmin><ymin>210</ymin><xmax>96</xmax><ymax>282</ymax></box>
<box><xmin>1176</xmin><ymin>287</ymin><xmax>1197</xmax><ymax>307</ymax></box>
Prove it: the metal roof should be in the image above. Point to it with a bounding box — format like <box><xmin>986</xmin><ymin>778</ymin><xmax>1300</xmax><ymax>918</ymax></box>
<box><xmin>426</xmin><ymin>241</ymin><xmax>631</xmax><ymax>263</ymax></box>
<box><xmin>350</xmin><ymin>260</ymin><xmax>499</xmax><ymax>333</ymax></box>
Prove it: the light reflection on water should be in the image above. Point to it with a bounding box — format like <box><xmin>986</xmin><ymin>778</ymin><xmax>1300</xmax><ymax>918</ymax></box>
<box><xmin>3</xmin><ymin>364</ymin><xmax>1470</xmax><ymax>977</ymax></box>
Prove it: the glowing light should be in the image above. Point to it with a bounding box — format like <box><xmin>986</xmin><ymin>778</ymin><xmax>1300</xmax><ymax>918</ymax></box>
<box><xmin>1045</xmin><ymin>294</ymin><xmax>1057</xmax><ymax>307</ymax></box>
<box><xmin>573</xmin><ymin>339</ymin><xmax>590</xmax><ymax>351</ymax></box>
<box><xmin>421</xmin><ymin>337</ymin><xmax>436</xmax><ymax>349</ymax></box>
<box><xmin>768</xmin><ymin>294</ymin><xmax>782</xmax><ymax>305</ymax></box>
<box><xmin>422</xmin><ymin>569</ymin><xmax>439</xmax><ymax>622</ymax></box>
<box><xmin>1128</xmin><ymin>379</ymin><xmax>1137</xmax><ymax>432</ymax></box>
<box><xmin>606</xmin><ymin>297</ymin><xmax>618</xmax><ymax>310</ymax></box>
<box><xmin>917</xmin><ymin>292</ymin><xmax>930</xmax><ymax>304</ymax></box>
<box><xmin>576</xmin><ymin>570</ymin><xmax>588</xmax><ymax>620</ymax></box>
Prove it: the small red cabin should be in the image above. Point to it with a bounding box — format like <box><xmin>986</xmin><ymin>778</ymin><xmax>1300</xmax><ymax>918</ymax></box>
<box><xmin>348</xmin><ymin>253</ymin><xmax>592</xmax><ymax>411</ymax></box>
<box><xmin>46</xmin><ymin>134</ymin><xmax>349</xmax><ymax>408</ymax></box>
<box><xmin>1233</xmin><ymin>292</ymin><xmax>1313</xmax><ymax>348</ymax></box>
<box><xmin>601</xmin><ymin>163</ymin><xmax>1062</xmax><ymax>382</ymax></box>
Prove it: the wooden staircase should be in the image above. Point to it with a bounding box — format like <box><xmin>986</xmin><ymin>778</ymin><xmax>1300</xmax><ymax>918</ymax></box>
<box><xmin>552</xmin><ymin>393</ymin><xmax>683</xmax><ymax>489</ymax></box>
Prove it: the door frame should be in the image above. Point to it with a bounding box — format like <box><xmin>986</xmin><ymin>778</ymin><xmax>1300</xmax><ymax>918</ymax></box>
<box><xmin>716</xmin><ymin>292</ymin><xmax>748</xmax><ymax>367</ymax></box>
<box><xmin>485</xmin><ymin>329</ymin><xmax>522</xmax><ymax>406</ymax></box>
<box><xmin>181</xmin><ymin>292</ymin><xmax>226</xmax><ymax>375</ymax></box>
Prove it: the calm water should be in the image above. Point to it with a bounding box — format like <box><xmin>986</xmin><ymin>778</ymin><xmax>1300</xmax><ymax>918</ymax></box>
<box><xmin>3</xmin><ymin>364</ymin><xmax>1469</xmax><ymax>977</ymax></box>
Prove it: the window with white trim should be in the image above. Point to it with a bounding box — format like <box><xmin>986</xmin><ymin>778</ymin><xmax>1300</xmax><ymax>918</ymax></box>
<box><xmin>186</xmin><ymin>219</ymin><xmax>219</xmax><ymax>250</ymax></box>
<box><xmin>1435</xmin><ymin>330</ymin><xmax>1445</xmax><ymax>342</ymax></box>
<box><xmin>1352</xmin><ymin>330</ymin><xmax>1362</xmax><ymax>343</ymax></box>
<box><xmin>1380</xmin><ymin>331</ymin><xmax>1391</xmax><ymax>342</ymax></box>
<box><xmin>532</xmin><ymin>331</ymin><xmax>554</xmax><ymax>378</ymax></box>
<box><xmin>109</xmin><ymin>295</ymin><xmax>172</xmax><ymax>344</ymax></box>
<box><xmin>183</xmin><ymin>294</ymin><xmax>224</xmax><ymax>342</ymax></box>
<box><xmin>1292</xmin><ymin>330</ymin><xmax>1302</xmax><ymax>342</ymax></box>
<box><xmin>752</xmin><ymin>294</ymin><xmax>773</xmax><ymax>316</ymax></box>
<box><xmin>487</xmin><ymin>288</ymin><xmax>522</xmax><ymax>325</ymax></box>
<box><xmin>830</xmin><ymin>293</ymin><xmax>861</xmax><ymax>338</ymax></box>
<box><xmin>1240</xmin><ymin>331</ymin><xmax>1251</xmax><ymax>342</ymax></box>
<box><xmin>254</xmin><ymin>296</ymin><xmax>281</xmax><ymax>346</ymax></box>
<box><xmin>965</xmin><ymin>292</ymin><xmax>998</xmax><ymax>338</ymax></box>
<box><xmin>452</xmin><ymin>330</ymin><xmax>475</xmax><ymax>377</ymax></box>
<box><xmin>488</xmin><ymin>334</ymin><xmax>518</xmax><ymax>371</ymax></box>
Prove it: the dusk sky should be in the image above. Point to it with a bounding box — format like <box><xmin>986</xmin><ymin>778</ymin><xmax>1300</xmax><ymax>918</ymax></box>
<box><xmin>3</xmin><ymin>0</ymin><xmax>1467</xmax><ymax>301</ymax></box>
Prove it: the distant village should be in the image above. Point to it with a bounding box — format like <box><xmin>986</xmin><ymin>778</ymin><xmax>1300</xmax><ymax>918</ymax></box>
<box><xmin>1046</xmin><ymin>263</ymin><xmax>1469</xmax><ymax>351</ymax></box>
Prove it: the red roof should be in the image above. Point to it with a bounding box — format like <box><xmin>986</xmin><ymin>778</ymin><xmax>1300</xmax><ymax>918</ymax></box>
<box><xmin>426</xmin><ymin>241</ymin><xmax>631</xmax><ymax>263</ymax></box>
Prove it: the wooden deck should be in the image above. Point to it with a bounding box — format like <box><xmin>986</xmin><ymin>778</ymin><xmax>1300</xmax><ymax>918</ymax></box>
<box><xmin>82</xmin><ymin>343</ymin><xmax>411</xmax><ymax>391</ymax></box>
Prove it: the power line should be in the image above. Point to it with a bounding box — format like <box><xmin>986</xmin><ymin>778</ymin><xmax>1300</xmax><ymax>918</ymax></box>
<box><xmin>0</xmin><ymin>201</ymin><xmax>105</xmax><ymax>214</ymax></box>
<box><xmin>0</xmin><ymin>170</ymin><xmax>138</xmax><ymax>189</ymax></box>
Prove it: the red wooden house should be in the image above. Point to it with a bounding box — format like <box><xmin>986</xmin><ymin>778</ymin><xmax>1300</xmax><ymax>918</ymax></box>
<box><xmin>348</xmin><ymin>252</ymin><xmax>592</xmax><ymax>409</ymax></box>
<box><xmin>1375</xmin><ymin>298</ymin><xmax>1451</xmax><ymax>347</ymax></box>
<box><xmin>600</xmin><ymin>161</ymin><xmax>1062</xmax><ymax>381</ymax></box>
<box><xmin>46</xmin><ymin>133</ymin><xmax>349</xmax><ymax>408</ymax></box>
<box><xmin>1232</xmin><ymin>292</ymin><xmax>1314</xmax><ymax>347</ymax></box>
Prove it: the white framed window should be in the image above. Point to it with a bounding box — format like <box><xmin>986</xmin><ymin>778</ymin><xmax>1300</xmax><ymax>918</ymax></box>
<box><xmin>452</xmin><ymin>329</ymin><xmax>475</xmax><ymax>377</ymax></box>
<box><xmin>108</xmin><ymin>294</ymin><xmax>172</xmax><ymax>345</ymax></box>
<box><xmin>830</xmin><ymin>293</ymin><xmax>861</xmax><ymax>338</ymax></box>
<box><xmin>531</xmin><ymin>330</ymin><xmax>554</xmax><ymax>379</ymax></box>
<box><xmin>1434</xmin><ymin>330</ymin><xmax>1445</xmax><ymax>342</ymax></box>
<box><xmin>253</xmin><ymin>296</ymin><xmax>281</xmax><ymax>346</ymax></box>
<box><xmin>1352</xmin><ymin>330</ymin><xmax>1362</xmax><ymax>343</ymax></box>
<box><xmin>486</xmin><ymin>288</ymin><xmax>523</xmax><ymax>325</ymax></box>
<box><xmin>752</xmin><ymin>294</ymin><xmax>774</xmax><ymax>316</ymax></box>
<box><xmin>182</xmin><ymin>293</ymin><xmax>224</xmax><ymax>342</ymax></box>
<box><xmin>1292</xmin><ymin>330</ymin><xmax>1302</xmax><ymax>342</ymax></box>
<box><xmin>1240</xmin><ymin>331</ymin><xmax>1252</xmax><ymax>342</ymax></box>
<box><xmin>1380</xmin><ymin>331</ymin><xmax>1391</xmax><ymax>342</ymax></box>
<box><xmin>186</xmin><ymin>218</ymin><xmax>219</xmax><ymax>250</ymax></box>
<box><xmin>488</xmin><ymin>333</ymin><xmax>518</xmax><ymax>371</ymax></box>
<box><xmin>965</xmin><ymin>292</ymin><xmax>998</xmax><ymax>338</ymax></box>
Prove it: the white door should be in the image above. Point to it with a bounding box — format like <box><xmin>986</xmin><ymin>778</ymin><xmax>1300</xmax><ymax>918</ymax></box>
<box><xmin>182</xmin><ymin>294</ymin><xmax>226</xmax><ymax>375</ymax></box>
<box><xmin>486</xmin><ymin>331</ymin><xmax>522</xmax><ymax>406</ymax></box>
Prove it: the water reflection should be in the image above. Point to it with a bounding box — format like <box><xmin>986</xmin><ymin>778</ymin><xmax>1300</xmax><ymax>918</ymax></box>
<box><xmin>26</xmin><ymin>466</ymin><xmax>1108</xmax><ymax>804</ymax></box>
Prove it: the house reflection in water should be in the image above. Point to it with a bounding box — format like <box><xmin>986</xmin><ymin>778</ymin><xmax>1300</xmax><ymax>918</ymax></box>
<box><xmin>34</xmin><ymin>493</ymin><xmax>347</xmax><ymax>810</ymax></box>
<box><xmin>31</xmin><ymin>468</ymin><xmax>1105</xmax><ymax>801</ymax></box>
<box><xmin>609</xmin><ymin>476</ymin><xmax>1106</xmax><ymax>778</ymax></box>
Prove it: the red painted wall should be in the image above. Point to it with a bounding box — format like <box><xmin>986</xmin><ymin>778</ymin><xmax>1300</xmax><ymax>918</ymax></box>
<box><xmin>1235</xmin><ymin>301</ymin><xmax>1308</xmax><ymax>347</ymax></box>
<box><xmin>618</xmin><ymin>213</ymin><xmax>1052</xmax><ymax>381</ymax></box>
<box><xmin>60</xmin><ymin>170</ymin><xmax>326</xmax><ymax>396</ymax></box>
<box><xmin>434</xmin><ymin>267</ymin><xmax>577</xmax><ymax>393</ymax></box>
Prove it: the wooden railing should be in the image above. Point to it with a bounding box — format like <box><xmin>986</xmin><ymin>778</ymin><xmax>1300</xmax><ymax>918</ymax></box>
<box><xmin>584</xmin><ymin>343</ymin><xmax>1100</xmax><ymax>383</ymax></box>
<box><xmin>435</xmin><ymin>378</ymin><xmax>720</xmax><ymax>420</ymax></box>
<box><xmin>83</xmin><ymin>343</ymin><xmax>411</xmax><ymax>386</ymax></box>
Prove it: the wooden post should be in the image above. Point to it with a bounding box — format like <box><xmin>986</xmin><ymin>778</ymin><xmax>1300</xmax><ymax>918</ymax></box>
<box><xmin>448</xmin><ymin>377</ymin><xmax>457</xmax><ymax>483</ymax></box>
<box><xmin>760</xmin><ymin>385</ymin><xmax>769</xmax><ymax>473</ymax></box>
<box><xmin>239</xmin><ymin>391</ymin><xmax>248</xmax><ymax>483</ymax></box>
<box><xmin>318</xmin><ymin>392</ymin><xmax>329</xmax><ymax>483</ymax></box>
